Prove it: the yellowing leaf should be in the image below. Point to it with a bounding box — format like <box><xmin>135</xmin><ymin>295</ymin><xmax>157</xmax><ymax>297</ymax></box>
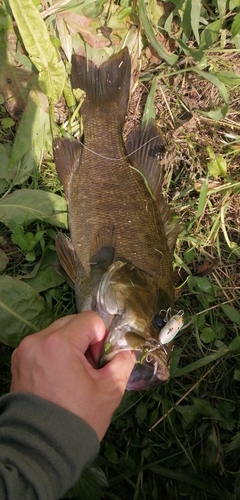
<box><xmin>8</xmin><ymin>0</ymin><xmax>66</xmax><ymax>103</ymax></box>
<box><xmin>208</xmin><ymin>155</ymin><xmax>227</xmax><ymax>177</ymax></box>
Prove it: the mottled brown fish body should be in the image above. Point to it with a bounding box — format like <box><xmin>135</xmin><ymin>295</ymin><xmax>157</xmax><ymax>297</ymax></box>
<box><xmin>54</xmin><ymin>48</ymin><xmax>179</xmax><ymax>390</ymax></box>
<box><xmin>70</xmin><ymin>50</ymin><xmax>173</xmax><ymax>311</ymax></box>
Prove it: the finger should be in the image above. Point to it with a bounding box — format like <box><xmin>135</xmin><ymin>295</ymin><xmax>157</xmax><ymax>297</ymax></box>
<box><xmin>67</xmin><ymin>311</ymin><xmax>106</xmax><ymax>353</ymax></box>
<box><xmin>87</xmin><ymin>336</ymin><xmax>106</xmax><ymax>366</ymax></box>
<box><xmin>100</xmin><ymin>350</ymin><xmax>136</xmax><ymax>390</ymax></box>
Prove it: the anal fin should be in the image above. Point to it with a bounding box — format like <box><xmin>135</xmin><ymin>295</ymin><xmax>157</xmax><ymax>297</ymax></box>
<box><xmin>55</xmin><ymin>233</ymin><xmax>76</xmax><ymax>287</ymax></box>
<box><xmin>51</xmin><ymin>261</ymin><xmax>74</xmax><ymax>289</ymax></box>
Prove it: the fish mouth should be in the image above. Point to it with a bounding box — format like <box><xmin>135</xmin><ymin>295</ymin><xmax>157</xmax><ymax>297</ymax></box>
<box><xmin>101</xmin><ymin>327</ymin><xmax>171</xmax><ymax>391</ymax></box>
<box><xmin>126</xmin><ymin>359</ymin><xmax>169</xmax><ymax>391</ymax></box>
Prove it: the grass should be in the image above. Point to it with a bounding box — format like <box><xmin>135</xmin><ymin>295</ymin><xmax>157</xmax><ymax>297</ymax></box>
<box><xmin>0</xmin><ymin>0</ymin><xmax>240</xmax><ymax>499</ymax></box>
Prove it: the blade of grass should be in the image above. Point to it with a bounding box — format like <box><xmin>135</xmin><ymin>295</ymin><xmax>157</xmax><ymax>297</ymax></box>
<box><xmin>139</xmin><ymin>0</ymin><xmax>178</xmax><ymax>65</ymax></box>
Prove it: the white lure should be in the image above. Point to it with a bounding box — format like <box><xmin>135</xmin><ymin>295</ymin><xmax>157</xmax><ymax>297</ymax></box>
<box><xmin>158</xmin><ymin>312</ymin><xmax>184</xmax><ymax>345</ymax></box>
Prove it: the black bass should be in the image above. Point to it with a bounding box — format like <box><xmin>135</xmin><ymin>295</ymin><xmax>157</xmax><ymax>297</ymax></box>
<box><xmin>53</xmin><ymin>48</ymin><xmax>179</xmax><ymax>390</ymax></box>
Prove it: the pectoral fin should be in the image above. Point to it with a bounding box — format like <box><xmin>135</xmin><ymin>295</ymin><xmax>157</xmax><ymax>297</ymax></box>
<box><xmin>90</xmin><ymin>224</ymin><xmax>116</xmax><ymax>286</ymax></box>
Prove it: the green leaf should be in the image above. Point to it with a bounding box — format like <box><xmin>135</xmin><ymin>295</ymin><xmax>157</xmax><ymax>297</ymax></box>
<box><xmin>216</xmin><ymin>71</ymin><xmax>240</xmax><ymax>86</ymax></box>
<box><xmin>1</xmin><ymin>117</ymin><xmax>15</xmax><ymax>129</ymax></box>
<box><xmin>0</xmin><ymin>189</ymin><xmax>67</xmax><ymax>228</ymax></box>
<box><xmin>142</xmin><ymin>76</ymin><xmax>157</xmax><ymax>127</ymax></box>
<box><xmin>207</xmin><ymin>154</ymin><xmax>227</xmax><ymax>177</ymax></box>
<box><xmin>228</xmin><ymin>336</ymin><xmax>240</xmax><ymax>352</ymax></box>
<box><xmin>8</xmin><ymin>0</ymin><xmax>66</xmax><ymax>103</ymax></box>
<box><xmin>104</xmin><ymin>443</ymin><xmax>118</xmax><ymax>464</ymax></box>
<box><xmin>11</xmin><ymin>226</ymin><xmax>30</xmax><ymax>250</ymax></box>
<box><xmin>221</xmin><ymin>304</ymin><xmax>240</xmax><ymax>326</ymax></box>
<box><xmin>233</xmin><ymin>369</ymin><xmax>240</xmax><ymax>381</ymax></box>
<box><xmin>0</xmin><ymin>275</ymin><xmax>53</xmax><ymax>347</ymax></box>
<box><xmin>231</xmin><ymin>12</ymin><xmax>240</xmax><ymax>37</ymax></box>
<box><xmin>200</xmin><ymin>19</ymin><xmax>223</xmax><ymax>49</ymax></box>
<box><xmin>0</xmin><ymin>248</ymin><xmax>8</xmax><ymax>271</ymax></box>
<box><xmin>197</xmin><ymin>177</ymin><xmax>208</xmax><ymax>217</ymax></box>
<box><xmin>188</xmin><ymin>276</ymin><xmax>213</xmax><ymax>294</ymax></box>
<box><xmin>184</xmin><ymin>247</ymin><xmax>195</xmax><ymax>263</ymax></box>
<box><xmin>200</xmin><ymin>327</ymin><xmax>216</xmax><ymax>343</ymax></box>
<box><xmin>8</xmin><ymin>89</ymin><xmax>50</xmax><ymax>169</ymax></box>
<box><xmin>176</xmin><ymin>404</ymin><xmax>197</xmax><ymax>426</ymax></box>
<box><xmin>139</xmin><ymin>0</ymin><xmax>178</xmax><ymax>65</ymax></box>
<box><xmin>225</xmin><ymin>432</ymin><xmax>240</xmax><ymax>453</ymax></box>
<box><xmin>191</xmin><ymin>0</ymin><xmax>201</xmax><ymax>45</ymax></box>
<box><xmin>22</xmin><ymin>248</ymin><xmax>65</xmax><ymax>292</ymax></box>
<box><xmin>229</xmin><ymin>0</ymin><xmax>240</xmax><ymax>7</ymax></box>
<box><xmin>193</xmin><ymin>69</ymin><xmax>228</xmax><ymax>119</ymax></box>
<box><xmin>182</xmin><ymin>0</ymin><xmax>192</xmax><ymax>40</ymax></box>
<box><xmin>136</xmin><ymin>400</ymin><xmax>147</xmax><ymax>424</ymax></box>
<box><xmin>217</xmin><ymin>0</ymin><xmax>227</xmax><ymax>16</ymax></box>
<box><xmin>147</xmin><ymin>464</ymin><xmax>223</xmax><ymax>496</ymax></box>
<box><xmin>64</xmin><ymin>466</ymin><xmax>108</xmax><ymax>499</ymax></box>
<box><xmin>192</xmin><ymin>397</ymin><xmax>214</xmax><ymax>416</ymax></box>
<box><xmin>204</xmin><ymin>429</ymin><xmax>219</xmax><ymax>466</ymax></box>
<box><xmin>173</xmin><ymin>349</ymin><xmax>228</xmax><ymax>377</ymax></box>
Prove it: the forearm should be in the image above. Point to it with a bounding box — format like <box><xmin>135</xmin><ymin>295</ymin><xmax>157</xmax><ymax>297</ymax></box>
<box><xmin>0</xmin><ymin>392</ymin><xmax>99</xmax><ymax>500</ymax></box>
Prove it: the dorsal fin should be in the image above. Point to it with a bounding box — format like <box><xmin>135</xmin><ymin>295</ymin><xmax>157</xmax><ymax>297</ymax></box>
<box><xmin>125</xmin><ymin>123</ymin><xmax>165</xmax><ymax>197</ymax></box>
<box><xmin>53</xmin><ymin>138</ymin><xmax>82</xmax><ymax>200</ymax></box>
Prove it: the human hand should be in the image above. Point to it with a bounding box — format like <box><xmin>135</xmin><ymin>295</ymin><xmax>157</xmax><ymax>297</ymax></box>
<box><xmin>10</xmin><ymin>312</ymin><xmax>135</xmax><ymax>441</ymax></box>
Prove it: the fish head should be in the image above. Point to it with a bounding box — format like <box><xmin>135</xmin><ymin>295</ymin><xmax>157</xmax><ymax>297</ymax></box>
<box><xmin>96</xmin><ymin>261</ymin><xmax>173</xmax><ymax>390</ymax></box>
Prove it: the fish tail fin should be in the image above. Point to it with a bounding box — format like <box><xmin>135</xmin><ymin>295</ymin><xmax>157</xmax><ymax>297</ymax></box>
<box><xmin>71</xmin><ymin>47</ymin><xmax>131</xmax><ymax>118</ymax></box>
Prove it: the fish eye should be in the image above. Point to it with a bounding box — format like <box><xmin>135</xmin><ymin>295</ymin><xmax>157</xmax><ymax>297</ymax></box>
<box><xmin>152</xmin><ymin>314</ymin><xmax>164</xmax><ymax>331</ymax></box>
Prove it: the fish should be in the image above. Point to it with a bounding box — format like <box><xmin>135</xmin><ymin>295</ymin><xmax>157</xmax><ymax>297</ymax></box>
<box><xmin>53</xmin><ymin>47</ymin><xmax>180</xmax><ymax>390</ymax></box>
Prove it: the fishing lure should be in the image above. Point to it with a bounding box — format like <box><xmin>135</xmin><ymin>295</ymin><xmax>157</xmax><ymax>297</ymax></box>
<box><xmin>158</xmin><ymin>311</ymin><xmax>184</xmax><ymax>345</ymax></box>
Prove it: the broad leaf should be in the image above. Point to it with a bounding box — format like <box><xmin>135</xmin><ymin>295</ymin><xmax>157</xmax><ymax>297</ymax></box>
<box><xmin>0</xmin><ymin>189</ymin><xmax>67</xmax><ymax>228</ymax></box>
<box><xmin>0</xmin><ymin>275</ymin><xmax>53</xmax><ymax>347</ymax></box>
<box><xmin>221</xmin><ymin>304</ymin><xmax>240</xmax><ymax>326</ymax></box>
<box><xmin>8</xmin><ymin>89</ymin><xmax>49</xmax><ymax>169</ymax></box>
<box><xmin>8</xmin><ymin>0</ymin><xmax>66</xmax><ymax>103</ymax></box>
<box><xmin>200</xmin><ymin>327</ymin><xmax>216</xmax><ymax>343</ymax></box>
<box><xmin>22</xmin><ymin>248</ymin><xmax>65</xmax><ymax>292</ymax></box>
<box><xmin>64</xmin><ymin>465</ymin><xmax>108</xmax><ymax>499</ymax></box>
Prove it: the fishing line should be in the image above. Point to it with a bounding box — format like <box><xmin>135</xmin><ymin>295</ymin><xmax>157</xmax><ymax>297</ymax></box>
<box><xmin>76</xmin><ymin>135</ymin><xmax>162</xmax><ymax>161</ymax></box>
